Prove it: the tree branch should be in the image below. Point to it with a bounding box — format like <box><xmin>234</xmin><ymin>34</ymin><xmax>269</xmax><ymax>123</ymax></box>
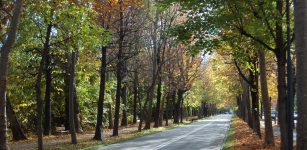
<box><xmin>233</xmin><ymin>59</ymin><xmax>252</xmax><ymax>85</ymax></box>
<box><xmin>236</xmin><ymin>26</ymin><xmax>275</xmax><ymax>51</ymax></box>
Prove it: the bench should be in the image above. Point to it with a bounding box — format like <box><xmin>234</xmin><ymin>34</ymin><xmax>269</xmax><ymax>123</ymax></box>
<box><xmin>55</xmin><ymin>126</ymin><xmax>69</xmax><ymax>135</ymax></box>
<box><xmin>191</xmin><ymin>118</ymin><xmax>198</xmax><ymax>122</ymax></box>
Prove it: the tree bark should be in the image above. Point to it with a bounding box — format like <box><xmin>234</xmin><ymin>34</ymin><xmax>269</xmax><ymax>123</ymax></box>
<box><xmin>180</xmin><ymin>97</ymin><xmax>184</xmax><ymax>123</ymax></box>
<box><xmin>64</xmin><ymin>72</ymin><xmax>70</xmax><ymax>130</ymax></box>
<box><xmin>159</xmin><ymin>94</ymin><xmax>165</xmax><ymax>126</ymax></box>
<box><xmin>165</xmin><ymin>93</ymin><xmax>170</xmax><ymax>126</ymax></box>
<box><xmin>294</xmin><ymin>0</ymin><xmax>307</xmax><ymax>148</ymax></box>
<box><xmin>154</xmin><ymin>76</ymin><xmax>162</xmax><ymax>128</ymax></box>
<box><xmin>249</xmin><ymin>68</ymin><xmax>261</xmax><ymax>137</ymax></box>
<box><xmin>36</xmin><ymin>57</ymin><xmax>44</xmax><ymax>150</ymax></box>
<box><xmin>93</xmin><ymin>46</ymin><xmax>107</xmax><ymax>140</ymax></box>
<box><xmin>113</xmin><ymin>0</ymin><xmax>124</xmax><ymax>136</ymax></box>
<box><xmin>174</xmin><ymin>89</ymin><xmax>183</xmax><ymax>124</ymax></box>
<box><xmin>69</xmin><ymin>52</ymin><xmax>77</xmax><ymax>144</ymax></box>
<box><xmin>43</xmin><ymin>24</ymin><xmax>53</xmax><ymax>136</ymax></box>
<box><xmin>144</xmin><ymin>5</ymin><xmax>160</xmax><ymax>130</ymax></box>
<box><xmin>0</xmin><ymin>0</ymin><xmax>22</xmax><ymax>149</ymax></box>
<box><xmin>258</xmin><ymin>50</ymin><xmax>275</xmax><ymax>146</ymax></box>
<box><xmin>121</xmin><ymin>86</ymin><xmax>128</xmax><ymax>126</ymax></box>
<box><xmin>275</xmin><ymin>0</ymin><xmax>289</xmax><ymax>148</ymax></box>
<box><xmin>132</xmin><ymin>71</ymin><xmax>138</xmax><ymax>124</ymax></box>
<box><xmin>6</xmin><ymin>97</ymin><xmax>27</xmax><ymax>141</ymax></box>
<box><xmin>108</xmin><ymin>103</ymin><xmax>113</xmax><ymax>129</ymax></box>
<box><xmin>73</xmin><ymin>87</ymin><xmax>82</xmax><ymax>133</ymax></box>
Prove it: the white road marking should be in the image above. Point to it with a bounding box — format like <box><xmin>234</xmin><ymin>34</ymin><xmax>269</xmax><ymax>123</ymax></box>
<box><xmin>150</xmin><ymin>121</ymin><xmax>213</xmax><ymax>150</ymax></box>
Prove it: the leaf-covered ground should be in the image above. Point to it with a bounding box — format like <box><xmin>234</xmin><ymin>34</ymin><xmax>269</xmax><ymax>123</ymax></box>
<box><xmin>231</xmin><ymin>117</ymin><xmax>284</xmax><ymax>150</ymax></box>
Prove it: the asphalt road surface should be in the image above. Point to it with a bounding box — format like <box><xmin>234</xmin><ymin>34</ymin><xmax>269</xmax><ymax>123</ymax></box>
<box><xmin>94</xmin><ymin>114</ymin><xmax>232</xmax><ymax>150</ymax></box>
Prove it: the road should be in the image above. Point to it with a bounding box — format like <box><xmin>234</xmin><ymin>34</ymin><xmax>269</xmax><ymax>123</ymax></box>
<box><xmin>94</xmin><ymin>114</ymin><xmax>232</xmax><ymax>150</ymax></box>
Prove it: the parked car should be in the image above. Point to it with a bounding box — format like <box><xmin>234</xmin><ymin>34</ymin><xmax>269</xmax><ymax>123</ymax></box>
<box><xmin>294</xmin><ymin>112</ymin><xmax>298</xmax><ymax>120</ymax></box>
<box><xmin>271</xmin><ymin>110</ymin><xmax>277</xmax><ymax>121</ymax></box>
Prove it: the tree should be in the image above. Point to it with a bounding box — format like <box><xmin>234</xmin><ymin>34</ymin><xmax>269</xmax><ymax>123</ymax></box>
<box><xmin>93</xmin><ymin>45</ymin><xmax>107</xmax><ymax>140</ymax></box>
<box><xmin>69</xmin><ymin>51</ymin><xmax>77</xmax><ymax>144</ymax></box>
<box><xmin>258</xmin><ymin>50</ymin><xmax>275</xmax><ymax>147</ymax></box>
<box><xmin>0</xmin><ymin>0</ymin><xmax>23</xmax><ymax>149</ymax></box>
<box><xmin>294</xmin><ymin>0</ymin><xmax>307</xmax><ymax>148</ymax></box>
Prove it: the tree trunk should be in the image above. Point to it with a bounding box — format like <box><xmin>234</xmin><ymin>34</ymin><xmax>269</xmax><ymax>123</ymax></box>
<box><xmin>6</xmin><ymin>97</ymin><xmax>27</xmax><ymax>141</ymax></box>
<box><xmin>144</xmin><ymin>5</ymin><xmax>160</xmax><ymax>130</ymax></box>
<box><xmin>144</xmin><ymin>82</ymin><xmax>156</xmax><ymax>129</ymax></box>
<box><xmin>0</xmin><ymin>0</ymin><xmax>22</xmax><ymax>149</ymax></box>
<box><xmin>276</xmin><ymin>25</ymin><xmax>289</xmax><ymax>150</ymax></box>
<box><xmin>93</xmin><ymin>46</ymin><xmax>107</xmax><ymax>140</ymax></box>
<box><xmin>180</xmin><ymin>97</ymin><xmax>184</xmax><ymax>123</ymax></box>
<box><xmin>108</xmin><ymin>103</ymin><xmax>113</xmax><ymax>129</ymax></box>
<box><xmin>113</xmin><ymin>0</ymin><xmax>124</xmax><ymax>136</ymax></box>
<box><xmin>243</xmin><ymin>80</ymin><xmax>253</xmax><ymax>128</ymax></box>
<box><xmin>73</xmin><ymin>87</ymin><xmax>82</xmax><ymax>133</ymax></box>
<box><xmin>159</xmin><ymin>94</ymin><xmax>165</xmax><ymax>126</ymax></box>
<box><xmin>64</xmin><ymin>73</ymin><xmax>70</xmax><ymax>130</ymax></box>
<box><xmin>138</xmin><ymin>96</ymin><xmax>148</xmax><ymax>131</ymax></box>
<box><xmin>154</xmin><ymin>76</ymin><xmax>162</xmax><ymax>128</ymax></box>
<box><xmin>43</xmin><ymin>24</ymin><xmax>53</xmax><ymax>136</ymax></box>
<box><xmin>165</xmin><ymin>93</ymin><xmax>170</xmax><ymax>126</ymax></box>
<box><xmin>294</xmin><ymin>1</ymin><xmax>307</xmax><ymax>148</ymax></box>
<box><xmin>36</xmin><ymin>6</ymin><xmax>53</xmax><ymax>149</ymax></box>
<box><xmin>69</xmin><ymin>52</ymin><xmax>77</xmax><ymax>144</ymax></box>
<box><xmin>275</xmin><ymin>0</ymin><xmax>289</xmax><ymax>148</ymax></box>
<box><xmin>121</xmin><ymin>86</ymin><xmax>128</xmax><ymax>126</ymax></box>
<box><xmin>133</xmin><ymin>71</ymin><xmax>138</xmax><ymax>124</ymax></box>
<box><xmin>258</xmin><ymin>50</ymin><xmax>275</xmax><ymax>146</ymax></box>
<box><xmin>36</xmin><ymin>57</ymin><xmax>44</xmax><ymax>150</ymax></box>
<box><xmin>174</xmin><ymin>89</ymin><xmax>184</xmax><ymax>124</ymax></box>
<box><xmin>249</xmin><ymin>68</ymin><xmax>261</xmax><ymax>137</ymax></box>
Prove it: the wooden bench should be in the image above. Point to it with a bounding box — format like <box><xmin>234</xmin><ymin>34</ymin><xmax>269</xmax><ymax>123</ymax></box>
<box><xmin>191</xmin><ymin>118</ymin><xmax>198</xmax><ymax>122</ymax></box>
<box><xmin>55</xmin><ymin>126</ymin><xmax>69</xmax><ymax>135</ymax></box>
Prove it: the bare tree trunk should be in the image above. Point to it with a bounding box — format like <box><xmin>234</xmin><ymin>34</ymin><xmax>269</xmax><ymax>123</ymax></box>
<box><xmin>93</xmin><ymin>46</ymin><xmax>107</xmax><ymax>140</ymax></box>
<box><xmin>6</xmin><ymin>97</ymin><xmax>27</xmax><ymax>141</ymax></box>
<box><xmin>64</xmin><ymin>72</ymin><xmax>70</xmax><ymax>130</ymax></box>
<box><xmin>243</xmin><ymin>81</ymin><xmax>253</xmax><ymax>128</ymax></box>
<box><xmin>69</xmin><ymin>52</ymin><xmax>77</xmax><ymax>144</ymax></box>
<box><xmin>174</xmin><ymin>89</ymin><xmax>184</xmax><ymax>124</ymax></box>
<box><xmin>121</xmin><ymin>86</ymin><xmax>128</xmax><ymax>126</ymax></box>
<box><xmin>294</xmin><ymin>1</ymin><xmax>307</xmax><ymax>148</ymax></box>
<box><xmin>154</xmin><ymin>76</ymin><xmax>162</xmax><ymax>128</ymax></box>
<box><xmin>138</xmin><ymin>97</ymin><xmax>148</xmax><ymax>131</ymax></box>
<box><xmin>133</xmin><ymin>71</ymin><xmax>138</xmax><ymax>124</ymax></box>
<box><xmin>258</xmin><ymin>50</ymin><xmax>275</xmax><ymax>146</ymax></box>
<box><xmin>164</xmin><ymin>93</ymin><xmax>171</xmax><ymax>126</ymax></box>
<box><xmin>159</xmin><ymin>94</ymin><xmax>166</xmax><ymax>126</ymax></box>
<box><xmin>275</xmin><ymin>0</ymin><xmax>289</xmax><ymax>148</ymax></box>
<box><xmin>73</xmin><ymin>87</ymin><xmax>82</xmax><ymax>133</ymax></box>
<box><xmin>113</xmin><ymin>0</ymin><xmax>124</xmax><ymax>136</ymax></box>
<box><xmin>36</xmin><ymin>58</ymin><xmax>44</xmax><ymax>150</ymax></box>
<box><xmin>144</xmin><ymin>5</ymin><xmax>160</xmax><ymax>130</ymax></box>
<box><xmin>43</xmin><ymin>24</ymin><xmax>53</xmax><ymax>136</ymax></box>
<box><xmin>108</xmin><ymin>103</ymin><xmax>113</xmax><ymax>129</ymax></box>
<box><xmin>0</xmin><ymin>0</ymin><xmax>22</xmax><ymax>149</ymax></box>
<box><xmin>250</xmin><ymin>68</ymin><xmax>261</xmax><ymax>137</ymax></box>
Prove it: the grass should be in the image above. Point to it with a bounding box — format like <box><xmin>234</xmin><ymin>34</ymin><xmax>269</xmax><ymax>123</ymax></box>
<box><xmin>41</xmin><ymin>121</ymin><xmax>193</xmax><ymax>150</ymax></box>
<box><xmin>222</xmin><ymin>117</ymin><xmax>235</xmax><ymax>150</ymax></box>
